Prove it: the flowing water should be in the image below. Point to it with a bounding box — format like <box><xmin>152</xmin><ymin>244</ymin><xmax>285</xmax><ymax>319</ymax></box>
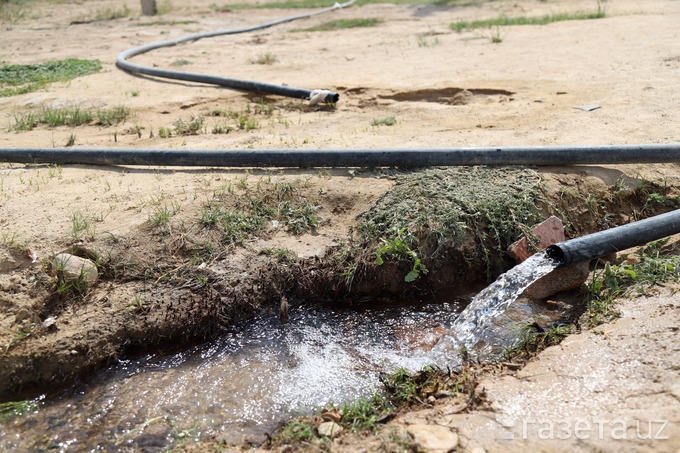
<box><xmin>0</xmin><ymin>253</ymin><xmax>558</xmax><ymax>451</ymax></box>
<box><xmin>431</xmin><ymin>252</ymin><xmax>559</xmax><ymax>360</ymax></box>
<box><xmin>0</xmin><ymin>301</ymin><xmax>462</xmax><ymax>451</ymax></box>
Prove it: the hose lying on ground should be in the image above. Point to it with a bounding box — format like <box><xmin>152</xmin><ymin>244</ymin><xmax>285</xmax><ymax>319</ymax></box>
<box><xmin>116</xmin><ymin>1</ymin><xmax>355</xmax><ymax>104</ymax></box>
<box><xmin>1</xmin><ymin>144</ymin><xmax>679</xmax><ymax>167</ymax></box>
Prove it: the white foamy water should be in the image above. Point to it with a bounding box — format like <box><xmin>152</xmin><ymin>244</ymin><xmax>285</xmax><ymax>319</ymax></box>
<box><xmin>431</xmin><ymin>252</ymin><xmax>558</xmax><ymax>361</ymax></box>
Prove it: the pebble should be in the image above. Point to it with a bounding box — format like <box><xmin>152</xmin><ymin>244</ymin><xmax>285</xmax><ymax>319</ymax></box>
<box><xmin>317</xmin><ymin>421</ymin><xmax>343</xmax><ymax>438</ymax></box>
<box><xmin>406</xmin><ymin>424</ymin><xmax>459</xmax><ymax>453</ymax></box>
<box><xmin>42</xmin><ymin>316</ymin><xmax>57</xmax><ymax>329</ymax></box>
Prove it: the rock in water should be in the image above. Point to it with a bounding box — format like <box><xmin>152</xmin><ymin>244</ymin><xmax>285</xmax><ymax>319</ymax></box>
<box><xmin>279</xmin><ymin>296</ymin><xmax>289</xmax><ymax>324</ymax></box>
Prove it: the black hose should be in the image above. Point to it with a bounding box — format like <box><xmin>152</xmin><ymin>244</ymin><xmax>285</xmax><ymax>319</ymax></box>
<box><xmin>1</xmin><ymin>144</ymin><xmax>679</xmax><ymax>167</ymax></box>
<box><xmin>546</xmin><ymin>209</ymin><xmax>680</xmax><ymax>266</ymax></box>
<box><xmin>116</xmin><ymin>1</ymin><xmax>356</xmax><ymax>103</ymax></box>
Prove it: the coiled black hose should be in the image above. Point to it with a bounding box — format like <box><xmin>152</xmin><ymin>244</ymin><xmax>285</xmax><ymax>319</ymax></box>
<box><xmin>116</xmin><ymin>1</ymin><xmax>355</xmax><ymax>103</ymax></box>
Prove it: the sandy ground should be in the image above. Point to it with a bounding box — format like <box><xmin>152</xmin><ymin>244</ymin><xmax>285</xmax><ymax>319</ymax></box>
<box><xmin>1</xmin><ymin>0</ymin><xmax>680</xmax><ymax>451</ymax></box>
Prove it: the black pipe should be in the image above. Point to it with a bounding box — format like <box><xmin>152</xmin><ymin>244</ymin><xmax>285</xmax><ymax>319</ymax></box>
<box><xmin>546</xmin><ymin>209</ymin><xmax>680</xmax><ymax>266</ymax></box>
<box><xmin>0</xmin><ymin>144</ymin><xmax>679</xmax><ymax>167</ymax></box>
<box><xmin>116</xmin><ymin>1</ymin><xmax>355</xmax><ymax>103</ymax></box>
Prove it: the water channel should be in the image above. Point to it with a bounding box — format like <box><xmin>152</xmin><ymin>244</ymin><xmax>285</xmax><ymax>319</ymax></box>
<box><xmin>0</xmin><ymin>254</ymin><xmax>559</xmax><ymax>451</ymax></box>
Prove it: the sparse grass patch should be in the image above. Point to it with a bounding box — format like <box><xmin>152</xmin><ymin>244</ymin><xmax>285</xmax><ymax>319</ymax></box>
<box><xmin>173</xmin><ymin>115</ymin><xmax>204</xmax><ymax>135</ymax></box>
<box><xmin>451</xmin><ymin>10</ymin><xmax>606</xmax><ymax>33</ymax></box>
<box><xmin>582</xmin><ymin>239</ymin><xmax>680</xmax><ymax>327</ymax></box>
<box><xmin>371</xmin><ymin>116</ymin><xmax>396</xmax><ymax>127</ymax></box>
<box><xmin>293</xmin><ymin>17</ymin><xmax>382</xmax><ymax>32</ymax></box>
<box><xmin>250</xmin><ymin>52</ymin><xmax>278</xmax><ymax>65</ymax></box>
<box><xmin>10</xmin><ymin>105</ymin><xmax>129</xmax><ymax>131</ymax></box>
<box><xmin>199</xmin><ymin>178</ymin><xmax>320</xmax><ymax>246</ymax></box>
<box><xmin>170</xmin><ymin>59</ymin><xmax>192</xmax><ymax>66</ymax></box>
<box><xmin>0</xmin><ymin>58</ymin><xmax>101</xmax><ymax>97</ymax></box>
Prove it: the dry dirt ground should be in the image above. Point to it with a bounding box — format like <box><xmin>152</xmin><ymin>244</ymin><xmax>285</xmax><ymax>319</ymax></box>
<box><xmin>1</xmin><ymin>0</ymin><xmax>680</xmax><ymax>451</ymax></box>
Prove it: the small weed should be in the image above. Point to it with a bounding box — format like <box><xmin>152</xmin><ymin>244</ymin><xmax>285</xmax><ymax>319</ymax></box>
<box><xmin>173</xmin><ymin>116</ymin><xmax>204</xmax><ymax>135</ymax></box>
<box><xmin>211</xmin><ymin>121</ymin><xmax>233</xmax><ymax>134</ymax></box>
<box><xmin>65</xmin><ymin>133</ymin><xmax>76</xmax><ymax>147</ymax></box>
<box><xmin>170</xmin><ymin>59</ymin><xmax>192</xmax><ymax>66</ymax></box>
<box><xmin>371</xmin><ymin>116</ymin><xmax>397</xmax><ymax>127</ymax></box>
<box><xmin>250</xmin><ymin>53</ymin><xmax>278</xmax><ymax>65</ymax></box>
<box><xmin>150</xmin><ymin>202</ymin><xmax>181</xmax><ymax>225</ymax></box>
<box><xmin>158</xmin><ymin>126</ymin><xmax>172</xmax><ymax>138</ymax></box>
<box><xmin>276</xmin><ymin>421</ymin><xmax>318</xmax><ymax>443</ymax></box>
<box><xmin>96</xmin><ymin>105</ymin><xmax>129</xmax><ymax>126</ymax></box>
<box><xmin>376</xmin><ymin>228</ymin><xmax>427</xmax><ymax>282</ymax></box>
<box><xmin>417</xmin><ymin>35</ymin><xmax>440</xmax><ymax>47</ymax></box>
<box><xmin>3</xmin><ymin>326</ymin><xmax>31</xmax><ymax>355</ymax></box>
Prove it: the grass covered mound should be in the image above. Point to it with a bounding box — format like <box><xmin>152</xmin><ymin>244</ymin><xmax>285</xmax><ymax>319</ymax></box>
<box><xmin>0</xmin><ymin>58</ymin><xmax>101</xmax><ymax>97</ymax></box>
<box><xmin>356</xmin><ymin>167</ymin><xmax>547</xmax><ymax>279</ymax></box>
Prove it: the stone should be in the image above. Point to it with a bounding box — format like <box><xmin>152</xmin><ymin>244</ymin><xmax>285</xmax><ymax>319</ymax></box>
<box><xmin>508</xmin><ymin>216</ymin><xmax>565</xmax><ymax>263</ymax></box>
<box><xmin>52</xmin><ymin>253</ymin><xmax>98</xmax><ymax>287</ymax></box>
<box><xmin>322</xmin><ymin>411</ymin><xmax>342</xmax><ymax>423</ymax></box>
<box><xmin>318</xmin><ymin>421</ymin><xmax>343</xmax><ymax>438</ymax></box>
<box><xmin>14</xmin><ymin>308</ymin><xmax>32</xmax><ymax>324</ymax></box>
<box><xmin>406</xmin><ymin>424</ymin><xmax>459</xmax><ymax>453</ymax></box>
<box><xmin>525</xmin><ymin>260</ymin><xmax>590</xmax><ymax>299</ymax></box>
<box><xmin>469</xmin><ymin>448</ymin><xmax>487</xmax><ymax>453</ymax></box>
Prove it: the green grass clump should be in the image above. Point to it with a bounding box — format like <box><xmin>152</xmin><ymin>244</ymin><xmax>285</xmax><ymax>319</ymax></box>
<box><xmin>173</xmin><ymin>116</ymin><xmax>204</xmax><ymax>135</ymax></box>
<box><xmin>371</xmin><ymin>116</ymin><xmax>396</xmax><ymax>127</ymax></box>
<box><xmin>250</xmin><ymin>53</ymin><xmax>278</xmax><ymax>65</ymax></box>
<box><xmin>451</xmin><ymin>10</ymin><xmax>606</xmax><ymax>33</ymax></box>
<box><xmin>583</xmin><ymin>239</ymin><xmax>680</xmax><ymax>327</ymax></box>
<box><xmin>0</xmin><ymin>400</ymin><xmax>38</xmax><ymax>421</ymax></box>
<box><xmin>294</xmin><ymin>17</ymin><xmax>382</xmax><ymax>32</ymax></box>
<box><xmin>0</xmin><ymin>59</ymin><xmax>101</xmax><ymax>97</ymax></box>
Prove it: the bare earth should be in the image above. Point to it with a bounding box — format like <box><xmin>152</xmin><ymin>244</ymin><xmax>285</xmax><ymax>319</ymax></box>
<box><xmin>1</xmin><ymin>0</ymin><xmax>680</xmax><ymax>451</ymax></box>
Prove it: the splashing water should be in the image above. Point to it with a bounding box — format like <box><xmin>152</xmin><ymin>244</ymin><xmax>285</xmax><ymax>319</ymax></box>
<box><xmin>431</xmin><ymin>252</ymin><xmax>559</xmax><ymax>361</ymax></box>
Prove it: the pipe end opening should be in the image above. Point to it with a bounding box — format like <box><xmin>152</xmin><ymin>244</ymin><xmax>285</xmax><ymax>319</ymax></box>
<box><xmin>545</xmin><ymin>244</ymin><xmax>565</xmax><ymax>265</ymax></box>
